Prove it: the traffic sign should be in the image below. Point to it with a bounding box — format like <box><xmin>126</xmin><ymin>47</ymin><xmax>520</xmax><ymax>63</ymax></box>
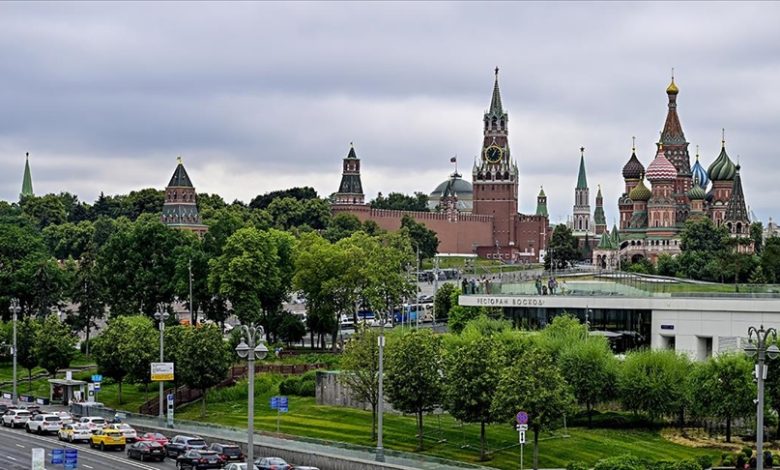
<box><xmin>93</xmin><ymin>382</ymin><xmax>101</xmax><ymax>391</ymax></box>
<box><xmin>517</xmin><ymin>424</ymin><xmax>528</xmax><ymax>431</ymax></box>
<box><xmin>51</xmin><ymin>448</ymin><xmax>64</xmax><ymax>464</ymax></box>
<box><xmin>516</xmin><ymin>411</ymin><xmax>529</xmax><ymax>425</ymax></box>
<box><xmin>65</xmin><ymin>448</ymin><xmax>78</xmax><ymax>468</ymax></box>
<box><xmin>271</xmin><ymin>396</ymin><xmax>279</xmax><ymax>409</ymax></box>
<box><xmin>519</xmin><ymin>430</ymin><xmax>526</xmax><ymax>444</ymax></box>
<box><xmin>91</xmin><ymin>374</ymin><xmax>102</xmax><ymax>383</ymax></box>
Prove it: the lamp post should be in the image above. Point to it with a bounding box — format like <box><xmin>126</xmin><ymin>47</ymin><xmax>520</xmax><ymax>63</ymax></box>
<box><xmin>9</xmin><ymin>299</ymin><xmax>20</xmax><ymax>405</ymax></box>
<box><xmin>744</xmin><ymin>325</ymin><xmax>780</xmax><ymax>470</ymax></box>
<box><xmin>235</xmin><ymin>324</ymin><xmax>268</xmax><ymax>467</ymax></box>
<box><xmin>376</xmin><ymin>311</ymin><xmax>386</xmax><ymax>463</ymax></box>
<box><xmin>153</xmin><ymin>306</ymin><xmax>170</xmax><ymax>421</ymax></box>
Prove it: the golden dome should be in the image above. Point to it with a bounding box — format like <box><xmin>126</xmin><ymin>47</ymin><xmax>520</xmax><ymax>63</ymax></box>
<box><xmin>666</xmin><ymin>78</ymin><xmax>679</xmax><ymax>95</ymax></box>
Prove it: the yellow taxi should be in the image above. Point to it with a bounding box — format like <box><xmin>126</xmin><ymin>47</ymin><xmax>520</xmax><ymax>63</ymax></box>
<box><xmin>89</xmin><ymin>428</ymin><xmax>126</xmax><ymax>451</ymax></box>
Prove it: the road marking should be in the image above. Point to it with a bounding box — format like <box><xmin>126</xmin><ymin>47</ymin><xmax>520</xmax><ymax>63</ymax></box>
<box><xmin>6</xmin><ymin>456</ymin><xmax>17</xmax><ymax>461</ymax></box>
<box><xmin>84</xmin><ymin>465</ymin><xmax>94</xmax><ymax>469</ymax></box>
<box><xmin>15</xmin><ymin>443</ymin><xmax>24</xmax><ymax>448</ymax></box>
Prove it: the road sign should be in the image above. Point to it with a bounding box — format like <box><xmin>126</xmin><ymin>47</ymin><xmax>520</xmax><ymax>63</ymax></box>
<box><xmin>279</xmin><ymin>396</ymin><xmax>288</xmax><ymax>413</ymax></box>
<box><xmin>65</xmin><ymin>448</ymin><xmax>78</xmax><ymax>468</ymax></box>
<box><xmin>91</xmin><ymin>374</ymin><xmax>102</xmax><ymax>383</ymax></box>
<box><xmin>151</xmin><ymin>362</ymin><xmax>174</xmax><ymax>381</ymax></box>
<box><xmin>519</xmin><ymin>430</ymin><xmax>526</xmax><ymax>444</ymax></box>
<box><xmin>167</xmin><ymin>393</ymin><xmax>174</xmax><ymax>427</ymax></box>
<box><xmin>516</xmin><ymin>411</ymin><xmax>529</xmax><ymax>425</ymax></box>
<box><xmin>271</xmin><ymin>396</ymin><xmax>279</xmax><ymax>409</ymax></box>
<box><xmin>32</xmin><ymin>448</ymin><xmax>45</xmax><ymax>470</ymax></box>
<box><xmin>51</xmin><ymin>448</ymin><xmax>64</xmax><ymax>464</ymax></box>
<box><xmin>517</xmin><ymin>424</ymin><xmax>528</xmax><ymax>431</ymax></box>
<box><xmin>93</xmin><ymin>382</ymin><xmax>101</xmax><ymax>391</ymax></box>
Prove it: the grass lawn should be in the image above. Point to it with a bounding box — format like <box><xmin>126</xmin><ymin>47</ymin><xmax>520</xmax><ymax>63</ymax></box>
<box><xmin>176</xmin><ymin>378</ymin><xmax>725</xmax><ymax>469</ymax></box>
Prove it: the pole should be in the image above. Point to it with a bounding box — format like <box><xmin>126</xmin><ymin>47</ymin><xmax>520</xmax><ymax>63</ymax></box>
<box><xmin>189</xmin><ymin>259</ymin><xmax>195</xmax><ymax>325</ymax></box>
<box><xmin>520</xmin><ymin>441</ymin><xmax>524</xmax><ymax>470</ymax></box>
<box><xmin>376</xmin><ymin>316</ymin><xmax>385</xmax><ymax>462</ymax></box>
<box><xmin>757</xmin><ymin>347</ymin><xmax>765</xmax><ymax>470</ymax></box>
<box><xmin>433</xmin><ymin>256</ymin><xmax>439</xmax><ymax>327</ymax></box>
<box><xmin>159</xmin><ymin>319</ymin><xmax>165</xmax><ymax>420</ymax></box>
<box><xmin>12</xmin><ymin>301</ymin><xmax>18</xmax><ymax>405</ymax></box>
<box><xmin>247</xmin><ymin>345</ymin><xmax>255</xmax><ymax>466</ymax></box>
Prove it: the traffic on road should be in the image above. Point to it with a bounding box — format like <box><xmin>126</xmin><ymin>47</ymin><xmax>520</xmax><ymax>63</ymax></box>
<box><xmin>0</xmin><ymin>404</ymin><xmax>317</xmax><ymax>470</ymax></box>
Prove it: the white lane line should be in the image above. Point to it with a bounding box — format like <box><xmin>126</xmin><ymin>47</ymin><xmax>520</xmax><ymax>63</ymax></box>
<box><xmin>15</xmin><ymin>443</ymin><xmax>24</xmax><ymax>448</ymax></box>
<box><xmin>84</xmin><ymin>465</ymin><xmax>94</xmax><ymax>469</ymax></box>
<box><xmin>6</xmin><ymin>456</ymin><xmax>17</xmax><ymax>461</ymax></box>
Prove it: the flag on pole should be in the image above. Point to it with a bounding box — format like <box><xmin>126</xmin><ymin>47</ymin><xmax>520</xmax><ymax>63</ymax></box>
<box><xmin>450</xmin><ymin>156</ymin><xmax>457</xmax><ymax>163</ymax></box>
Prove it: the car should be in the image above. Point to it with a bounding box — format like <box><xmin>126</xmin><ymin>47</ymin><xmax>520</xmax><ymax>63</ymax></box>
<box><xmin>294</xmin><ymin>467</ymin><xmax>321</xmax><ymax>470</ymax></box>
<box><xmin>56</xmin><ymin>411</ymin><xmax>74</xmax><ymax>425</ymax></box>
<box><xmin>209</xmin><ymin>443</ymin><xmax>244</xmax><ymax>463</ymax></box>
<box><xmin>166</xmin><ymin>435</ymin><xmax>208</xmax><ymax>458</ymax></box>
<box><xmin>127</xmin><ymin>441</ymin><xmax>166</xmax><ymax>462</ymax></box>
<box><xmin>78</xmin><ymin>416</ymin><xmax>107</xmax><ymax>432</ymax></box>
<box><xmin>24</xmin><ymin>405</ymin><xmax>42</xmax><ymax>416</ymax></box>
<box><xmin>58</xmin><ymin>423</ymin><xmax>93</xmax><ymax>443</ymax></box>
<box><xmin>26</xmin><ymin>413</ymin><xmax>62</xmax><ymax>434</ymax></box>
<box><xmin>90</xmin><ymin>428</ymin><xmax>126</xmax><ymax>451</ymax></box>
<box><xmin>138</xmin><ymin>432</ymin><xmax>169</xmax><ymax>446</ymax></box>
<box><xmin>176</xmin><ymin>449</ymin><xmax>223</xmax><ymax>469</ymax></box>
<box><xmin>106</xmin><ymin>423</ymin><xmax>138</xmax><ymax>442</ymax></box>
<box><xmin>254</xmin><ymin>457</ymin><xmax>293</xmax><ymax>470</ymax></box>
<box><xmin>2</xmin><ymin>409</ymin><xmax>31</xmax><ymax>428</ymax></box>
<box><xmin>224</xmin><ymin>464</ymin><xmax>260</xmax><ymax>470</ymax></box>
<box><xmin>0</xmin><ymin>404</ymin><xmax>8</xmax><ymax>414</ymax></box>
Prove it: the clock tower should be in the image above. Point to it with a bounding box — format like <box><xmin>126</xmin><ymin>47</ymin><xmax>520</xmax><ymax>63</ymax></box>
<box><xmin>472</xmin><ymin>68</ymin><xmax>519</xmax><ymax>248</ymax></box>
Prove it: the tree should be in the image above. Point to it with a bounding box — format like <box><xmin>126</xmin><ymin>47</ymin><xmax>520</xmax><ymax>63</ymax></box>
<box><xmin>618</xmin><ymin>349</ymin><xmax>690</xmax><ymax>422</ymax></box>
<box><xmin>369</xmin><ymin>192</ymin><xmax>429</xmax><ymax>212</ymax></box>
<box><xmin>751</xmin><ymin>222</ymin><xmax>764</xmax><ymax>255</ymax></box>
<box><xmin>545</xmin><ymin>224</ymin><xmax>580</xmax><ymax>269</ymax></box>
<box><xmin>442</xmin><ymin>327</ymin><xmax>503</xmax><ymax>461</ymax></box>
<box><xmin>17</xmin><ymin>255</ymin><xmax>70</xmax><ymax>317</ymax></box>
<box><xmin>249</xmin><ymin>187</ymin><xmax>318</xmax><ymax>210</ymax></box>
<box><xmin>322</xmin><ymin>213</ymin><xmax>363</xmax><ymax>243</ymax></box>
<box><xmin>67</xmin><ymin>249</ymin><xmax>106</xmax><ymax>355</ymax></box>
<box><xmin>119</xmin><ymin>316</ymin><xmax>159</xmax><ymax>401</ymax></box>
<box><xmin>92</xmin><ymin>316</ymin><xmax>133</xmax><ymax>403</ymax></box>
<box><xmin>20</xmin><ymin>194</ymin><xmax>68</xmax><ymax>228</ymax></box>
<box><xmin>277</xmin><ymin>312</ymin><xmax>306</xmax><ymax>347</ymax></box>
<box><xmin>762</xmin><ymin>238</ymin><xmax>780</xmax><ymax>283</ymax></box>
<box><xmin>536</xmin><ymin>314</ymin><xmax>588</xmax><ymax>359</ymax></box>
<box><xmin>42</xmin><ymin>221</ymin><xmax>95</xmax><ymax>260</ymax></box>
<box><xmin>122</xmin><ymin>188</ymin><xmax>165</xmax><ymax>220</ymax></box>
<box><xmin>385</xmin><ymin>329</ymin><xmax>443</xmax><ymax>450</ymax></box>
<box><xmin>678</xmin><ymin>218</ymin><xmax>730</xmax><ymax>280</ymax></box>
<box><xmin>491</xmin><ymin>346</ymin><xmax>576</xmax><ymax>470</ymax></box>
<box><xmin>401</xmin><ymin>214</ymin><xmax>439</xmax><ymax>260</ymax></box>
<box><xmin>339</xmin><ymin>326</ymin><xmax>381</xmax><ymax>440</ymax></box>
<box><xmin>655</xmin><ymin>254</ymin><xmax>680</xmax><ymax>277</ymax></box>
<box><xmin>688</xmin><ymin>354</ymin><xmax>754</xmax><ymax>442</ymax></box>
<box><xmin>34</xmin><ymin>315</ymin><xmax>77</xmax><ymax>377</ymax></box>
<box><xmin>558</xmin><ymin>336</ymin><xmax>618</xmax><ymax>427</ymax></box>
<box><xmin>16</xmin><ymin>317</ymin><xmax>40</xmax><ymax>391</ymax></box>
<box><xmin>434</xmin><ymin>283</ymin><xmax>456</xmax><ymax>320</ymax></box>
<box><xmin>177</xmin><ymin>324</ymin><xmax>232</xmax><ymax>416</ymax></box>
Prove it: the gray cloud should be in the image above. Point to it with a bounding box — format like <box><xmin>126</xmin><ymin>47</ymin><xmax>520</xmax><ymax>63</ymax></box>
<box><xmin>0</xmin><ymin>2</ymin><xmax>779</xmax><ymax>224</ymax></box>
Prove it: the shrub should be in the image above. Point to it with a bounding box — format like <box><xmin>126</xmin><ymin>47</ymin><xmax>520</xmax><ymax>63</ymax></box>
<box><xmin>567</xmin><ymin>462</ymin><xmax>589</xmax><ymax>470</ymax></box>
<box><xmin>696</xmin><ymin>455</ymin><xmax>713</xmax><ymax>470</ymax></box>
<box><xmin>594</xmin><ymin>455</ymin><xmax>645</xmax><ymax>470</ymax></box>
<box><xmin>742</xmin><ymin>447</ymin><xmax>753</xmax><ymax>459</ymax></box>
<box><xmin>278</xmin><ymin>377</ymin><xmax>301</xmax><ymax>396</ymax></box>
<box><xmin>720</xmin><ymin>455</ymin><xmax>733</xmax><ymax>467</ymax></box>
<box><xmin>298</xmin><ymin>379</ymin><xmax>316</xmax><ymax>397</ymax></box>
<box><xmin>674</xmin><ymin>460</ymin><xmax>702</xmax><ymax>470</ymax></box>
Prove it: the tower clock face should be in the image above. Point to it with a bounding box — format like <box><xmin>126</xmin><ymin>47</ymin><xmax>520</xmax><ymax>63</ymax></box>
<box><xmin>486</xmin><ymin>146</ymin><xmax>502</xmax><ymax>163</ymax></box>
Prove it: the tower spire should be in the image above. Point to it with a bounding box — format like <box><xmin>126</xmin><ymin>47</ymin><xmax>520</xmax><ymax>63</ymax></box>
<box><xmin>489</xmin><ymin>66</ymin><xmax>503</xmax><ymax>115</ymax></box>
<box><xmin>21</xmin><ymin>152</ymin><xmax>34</xmax><ymax>198</ymax></box>
<box><xmin>577</xmin><ymin>147</ymin><xmax>588</xmax><ymax>189</ymax></box>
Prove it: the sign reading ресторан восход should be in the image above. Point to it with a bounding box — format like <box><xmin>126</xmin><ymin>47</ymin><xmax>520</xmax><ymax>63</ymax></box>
<box><xmin>150</xmin><ymin>362</ymin><xmax>174</xmax><ymax>381</ymax></box>
<box><xmin>473</xmin><ymin>297</ymin><xmax>545</xmax><ymax>307</ymax></box>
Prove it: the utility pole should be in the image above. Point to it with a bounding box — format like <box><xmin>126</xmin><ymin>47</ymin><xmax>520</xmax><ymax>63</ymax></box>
<box><xmin>188</xmin><ymin>259</ymin><xmax>195</xmax><ymax>325</ymax></box>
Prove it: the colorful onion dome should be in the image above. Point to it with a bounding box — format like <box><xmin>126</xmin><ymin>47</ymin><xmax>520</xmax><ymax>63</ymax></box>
<box><xmin>666</xmin><ymin>77</ymin><xmax>679</xmax><ymax>95</ymax></box>
<box><xmin>628</xmin><ymin>178</ymin><xmax>652</xmax><ymax>201</ymax></box>
<box><xmin>688</xmin><ymin>184</ymin><xmax>706</xmax><ymax>200</ymax></box>
<box><xmin>690</xmin><ymin>153</ymin><xmax>709</xmax><ymax>189</ymax></box>
<box><xmin>622</xmin><ymin>150</ymin><xmax>645</xmax><ymax>180</ymax></box>
<box><xmin>707</xmin><ymin>142</ymin><xmax>736</xmax><ymax>181</ymax></box>
<box><xmin>645</xmin><ymin>146</ymin><xmax>677</xmax><ymax>182</ymax></box>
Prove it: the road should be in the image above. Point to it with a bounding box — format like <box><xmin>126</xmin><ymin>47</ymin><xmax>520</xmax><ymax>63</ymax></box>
<box><xmin>0</xmin><ymin>425</ymin><xmax>173</xmax><ymax>470</ymax></box>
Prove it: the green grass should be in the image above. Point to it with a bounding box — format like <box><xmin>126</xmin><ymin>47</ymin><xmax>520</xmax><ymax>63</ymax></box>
<box><xmin>175</xmin><ymin>377</ymin><xmax>724</xmax><ymax>469</ymax></box>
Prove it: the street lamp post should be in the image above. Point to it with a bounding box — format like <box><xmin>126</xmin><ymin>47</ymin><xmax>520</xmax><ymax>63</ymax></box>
<box><xmin>154</xmin><ymin>307</ymin><xmax>170</xmax><ymax>422</ymax></box>
<box><xmin>744</xmin><ymin>325</ymin><xmax>780</xmax><ymax>470</ymax></box>
<box><xmin>376</xmin><ymin>312</ymin><xmax>386</xmax><ymax>462</ymax></box>
<box><xmin>235</xmin><ymin>324</ymin><xmax>268</xmax><ymax>467</ymax></box>
<box><xmin>9</xmin><ymin>299</ymin><xmax>20</xmax><ymax>405</ymax></box>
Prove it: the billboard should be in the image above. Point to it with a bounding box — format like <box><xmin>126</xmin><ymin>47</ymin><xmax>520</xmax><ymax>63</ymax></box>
<box><xmin>150</xmin><ymin>362</ymin><xmax>174</xmax><ymax>381</ymax></box>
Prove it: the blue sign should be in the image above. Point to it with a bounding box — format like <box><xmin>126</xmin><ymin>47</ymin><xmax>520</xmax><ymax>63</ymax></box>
<box><xmin>51</xmin><ymin>449</ymin><xmax>64</xmax><ymax>464</ymax></box>
<box><xmin>65</xmin><ymin>448</ymin><xmax>78</xmax><ymax>468</ymax></box>
<box><xmin>516</xmin><ymin>411</ymin><xmax>529</xmax><ymax>425</ymax></box>
<box><xmin>93</xmin><ymin>383</ymin><xmax>100</xmax><ymax>391</ymax></box>
<box><xmin>270</xmin><ymin>396</ymin><xmax>279</xmax><ymax>409</ymax></box>
<box><xmin>279</xmin><ymin>396</ymin><xmax>288</xmax><ymax>412</ymax></box>
<box><xmin>91</xmin><ymin>374</ymin><xmax>102</xmax><ymax>383</ymax></box>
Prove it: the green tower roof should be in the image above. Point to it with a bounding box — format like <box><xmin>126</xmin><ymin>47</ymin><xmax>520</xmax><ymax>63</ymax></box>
<box><xmin>168</xmin><ymin>157</ymin><xmax>194</xmax><ymax>188</ymax></box>
<box><xmin>488</xmin><ymin>67</ymin><xmax>503</xmax><ymax>116</ymax></box>
<box><xmin>597</xmin><ymin>231</ymin><xmax>614</xmax><ymax>250</ymax></box>
<box><xmin>577</xmin><ymin>147</ymin><xmax>588</xmax><ymax>189</ymax></box>
<box><xmin>21</xmin><ymin>152</ymin><xmax>33</xmax><ymax>198</ymax></box>
<box><xmin>535</xmin><ymin>186</ymin><xmax>548</xmax><ymax>217</ymax></box>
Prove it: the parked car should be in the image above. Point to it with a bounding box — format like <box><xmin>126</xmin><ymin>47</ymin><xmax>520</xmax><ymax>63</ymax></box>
<box><xmin>294</xmin><ymin>467</ymin><xmax>321</xmax><ymax>470</ymax></box>
<box><xmin>78</xmin><ymin>416</ymin><xmax>107</xmax><ymax>432</ymax></box>
<box><xmin>2</xmin><ymin>409</ymin><xmax>31</xmax><ymax>428</ymax></box>
<box><xmin>89</xmin><ymin>429</ymin><xmax>126</xmax><ymax>451</ymax></box>
<box><xmin>26</xmin><ymin>413</ymin><xmax>62</xmax><ymax>434</ymax></box>
<box><xmin>254</xmin><ymin>457</ymin><xmax>293</xmax><ymax>470</ymax></box>
<box><xmin>56</xmin><ymin>411</ymin><xmax>74</xmax><ymax>425</ymax></box>
<box><xmin>175</xmin><ymin>449</ymin><xmax>223</xmax><ymax>469</ymax></box>
<box><xmin>209</xmin><ymin>443</ymin><xmax>244</xmax><ymax>463</ymax></box>
<box><xmin>166</xmin><ymin>435</ymin><xmax>208</xmax><ymax>458</ymax></box>
<box><xmin>138</xmin><ymin>432</ymin><xmax>169</xmax><ymax>447</ymax></box>
<box><xmin>127</xmin><ymin>441</ymin><xmax>166</xmax><ymax>462</ymax></box>
<box><xmin>58</xmin><ymin>423</ymin><xmax>93</xmax><ymax>443</ymax></box>
<box><xmin>224</xmin><ymin>464</ymin><xmax>260</xmax><ymax>470</ymax></box>
<box><xmin>106</xmin><ymin>423</ymin><xmax>138</xmax><ymax>442</ymax></box>
<box><xmin>25</xmin><ymin>405</ymin><xmax>42</xmax><ymax>416</ymax></box>
<box><xmin>0</xmin><ymin>404</ymin><xmax>8</xmax><ymax>414</ymax></box>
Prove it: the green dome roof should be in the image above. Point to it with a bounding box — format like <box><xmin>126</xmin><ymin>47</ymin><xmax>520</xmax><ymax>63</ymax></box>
<box><xmin>707</xmin><ymin>145</ymin><xmax>736</xmax><ymax>181</ymax></box>
<box><xmin>628</xmin><ymin>179</ymin><xmax>652</xmax><ymax>201</ymax></box>
<box><xmin>431</xmin><ymin>174</ymin><xmax>473</xmax><ymax>196</ymax></box>
<box><xmin>687</xmin><ymin>184</ymin><xmax>706</xmax><ymax>200</ymax></box>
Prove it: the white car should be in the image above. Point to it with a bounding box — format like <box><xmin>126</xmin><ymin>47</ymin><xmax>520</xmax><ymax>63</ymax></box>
<box><xmin>106</xmin><ymin>423</ymin><xmax>138</xmax><ymax>442</ymax></box>
<box><xmin>58</xmin><ymin>423</ymin><xmax>93</xmax><ymax>443</ymax></box>
<box><xmin>78</xmin><ymin>416</ymin><xmax>107</xmax><ymax>432</ymax></box>
<box><xmin>56</xmin><ymin>411</ymin><xmax>74</xmax><ymax>425</ymax></box>
<box><xmin>26</xmin><ymin>413</ymin><xmax>62</xmax><ymax>434</ymax></box>
<box><xmin>2</xmin><ymin>409</ymin><xmax>31</xmax><ymax>428</ymax></box>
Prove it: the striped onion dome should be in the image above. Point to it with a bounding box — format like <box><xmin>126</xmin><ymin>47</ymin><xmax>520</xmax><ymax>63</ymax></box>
<box><xmin>622</xmin><ymin>150</ymin><xmax>645</xmax><ymax>180</ymax></box>
<box><xmin>628</xmin><ymin>178</ymin><xmax>652</xmax><ymax>201</ymax></box>
<box><xmin>645</xmin><ymin>146</ymin><xmax>677</xmax><ymax>182</ymax></box>
<box><xmin>707</xmin><ymin>144</ymin><xmax>736</xmax><ymax>182</ymax></box>
<box><xmin>691</xmin><ymin>155</ymin><xmax>709</xmax><ymax>189</ymax></box>
<box><xmin>688</xmin><ymin>184</ymin><xmax>706</xmax><ymax>200</ymax></box>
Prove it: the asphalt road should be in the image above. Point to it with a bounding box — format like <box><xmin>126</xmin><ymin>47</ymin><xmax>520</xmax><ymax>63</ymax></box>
<box><xmin>0</xmin><ymin>425</ymin><xmax>174</xmax><ymax>470</ymax></box>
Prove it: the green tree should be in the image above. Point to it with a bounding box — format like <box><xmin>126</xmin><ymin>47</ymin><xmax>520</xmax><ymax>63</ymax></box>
<box><xmin>177</xmin><ymin>324</ymin><xmax>232</xmax><ymax>416</ymax></box>
<box><xmin>434</xmin><ymin>283</ymin><xmax>456</xmax><ymax>320</ymax></box>
<box><xmin>34</xmin><ymin>315</ymin><xmax>77</xmax><ymax>377</ymax></box>
<box><xmin>67</xmin><ymin>249</ymin><xmax>106</xmax><ymax>355</ymax></box>
<box><xmin>536</xmin><ymin>314</ymin><xmax>588</xmax><ymax>358</ymax></box>
<box><xmin>370</xmin><ymin>192</ymin><xmax>429</xmax><ymax>212</ymax></box>
<box><xmin>656</xmin><ymin>254</ymin><xmax>680</xmax><ymax>277</ymax></box>
<box><xmin>491</xmin><ymin>346</ymin><xmax>577</xmax><ymax>470</ymax></box>
<box><xmin>558</xmin><ymin>336</ymin><xmax>618</xmax><ymax>427</ymax></box>
<box><xmin>42</xmin><ymin>221</ymin><xmax>95</xmax><ymax>260</ymax></box>
<box><xmin>401</xmin><ymin>214</ymin><xmax>439</xmax><ymax>260</ymax></box>
<box><xmin>545</xmin><ymin>224</ymin><xmax>580</xmax><ymax>269</ymax></box>
<box><xmin>249</xmin><ymin>187</ymin><xmax>319</xmax><ymax>210</ymax></box>
<box><xmin>16</xmin><ymin>317</ymin><xmax>40</xmax><ymax>390</ymax></box>
<box><xmin>678</xmin><ymin>218</ymin><xmax>730</xmax><ymax>280</ymax></box>
<box><xmin>120</xmin><ymin>316</ymin><xmax>159</xmax><ymax>401</ymax></box>
<box><xmin>385</xmin><ymin>329</ymin><xmax>443</xmax><ymax>450</ymax></box>
<box><xmin>762</xmin><ymin>238</ymin><xmax>780</xmax><ymax>283</ymax></box>
<box><xmin>688</xmin><ymin>354</ymin><xmax>754</xmax><ymax>442</ymax></box>
<box><xmin>0</xmin><ymin>223</ymin><xmax>47</xmax><ymax>315</ymax></box>
<box><xmin>20</xmin><ymin>194</ymin><xmax>68</xmax><ymax>228</ymax></box>
<box><xmin>442</xmin><ymin>326</ymin><xmax>503</xmax><ymax>461</ymax></box>
<box><xmin>323</xmin><ymin>212</ymin><xmax>364</xmax><ymax>243</ymax></box>
<box><xmin>122</xmin><ymin>188</ymin><xmax>165</xmax><ymax>220</ymax></box>
<box><xmin>92</xmin><ymin>316</ymin><xmax>133</xmax><ymax>403</ymax></box>
<box><xmin>339</xmin><ymin>326</ymin><xmax>381</xmax><ymax>440</ymax></box>
<box><xmin>751</xmin><ymin>222</ymin><xmax>764</xmax><ymax>255</ymax></box>
<box><xmin>618</xmin><ymin>349</ymin><xmax>690</xmax><ymax>422</ymax></box>
<box><xmin>18</xmin><ymin>256</ymin><xmax>70</xmax><ymax>317</ymax></box>
<box><xmin>277</xmin><ymin>312</ymin><xmax>306</xmax><ymax>347</ymax></box>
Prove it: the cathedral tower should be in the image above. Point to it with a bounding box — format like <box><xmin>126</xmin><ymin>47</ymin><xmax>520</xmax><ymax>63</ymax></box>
<box><xmin>620</xmin><ymin>139</ymin><xmax>644</xmax><ymax>230</ymax></box>
<box><xmin>723</xmin><ymin>164</ymin><xmax>750</xmax><ymax>238</ymax></box>
<box><xmin>706</xmin><ymin>132</ymin><xmax>737</xmax><ymax>227</ymax></box>
<box><xmin>472</xmin><ymin>68</ymin><xmax>519</xmax><ymax>247</ymax></box>
<box><xmin>161</xmin><ymin>157</ymin><xmax>207</xmax><ymax>235</ymax></box>
<box><xmin>334</xmin><ymin>144</ymin><xmax>365</xmax><ymax>205</ymax></box>
<box><xmin>594</xmin><ymin>185</ymin><xmax>606</xmax><ymax>235</ymax></box>
<box><xmin>660</xmin><ymin>73</ymin><xmax>692</xmax><ymax>224</ymax></box>
<box><xmin>572</xmin><ymin>147</ymin><xmax>592</xmax><ymax>234</ymax></box>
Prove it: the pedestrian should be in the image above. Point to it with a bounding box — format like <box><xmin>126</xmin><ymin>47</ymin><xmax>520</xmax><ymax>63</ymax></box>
<box><xmin>535</xmin><ymin>276</ymin><xmax>542</xmax><ymax>295</ymax></box>
<box><xmin>548</xmin><ymin>277</ymin><xmax>555</xmax><ymax>295</ymax></box>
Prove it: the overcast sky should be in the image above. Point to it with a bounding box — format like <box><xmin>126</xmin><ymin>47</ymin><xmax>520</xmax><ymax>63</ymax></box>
<box><xmin>1</xmin><ymin>2</ymin><xmax>779</xmax><ymax>225</ymax></box>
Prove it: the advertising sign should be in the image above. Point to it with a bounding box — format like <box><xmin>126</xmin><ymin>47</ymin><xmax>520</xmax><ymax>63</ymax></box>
<box><xmin>32</xmin><ymin>448</ymin><xmax>45</xmax><ymax>470</ymax></box>
<box><xmin>151</xmin><ymin>362</ymin><xmax>174</xmax><ymax>381</ymax></box>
